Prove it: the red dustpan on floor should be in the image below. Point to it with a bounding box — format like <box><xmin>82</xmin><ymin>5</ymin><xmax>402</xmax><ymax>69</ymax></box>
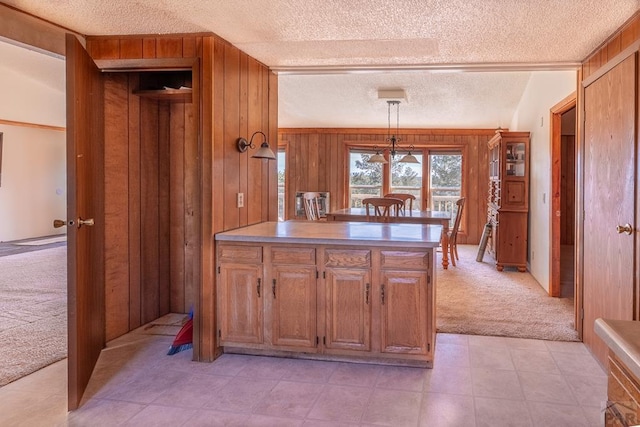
<box><xmin>167</xmin><ymin>311</ymin><xmax>193</xmax><ymax>355</ymax></box>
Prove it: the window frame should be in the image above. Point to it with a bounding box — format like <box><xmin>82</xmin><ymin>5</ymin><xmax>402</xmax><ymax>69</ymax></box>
<box><xmin>346</xmin><ymin>144</ymin><xmax>466</xmax><ymax>230</ymax></box>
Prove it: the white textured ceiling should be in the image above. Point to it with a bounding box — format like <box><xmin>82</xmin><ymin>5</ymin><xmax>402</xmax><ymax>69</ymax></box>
<box><xmin>2</xmin><ymin>0</ymin><xmax>638</xmax><ymax>128</ymax></box>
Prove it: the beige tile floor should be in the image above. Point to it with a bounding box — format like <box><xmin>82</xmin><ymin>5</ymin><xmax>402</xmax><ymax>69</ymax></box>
<box><xmin>0</xmin><ymin>332</ymin><xmax>607</xmax><ymax>427</ymax></box>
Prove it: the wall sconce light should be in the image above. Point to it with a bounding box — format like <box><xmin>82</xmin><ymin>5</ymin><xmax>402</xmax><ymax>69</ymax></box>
<box><xmin>236</xmin><ymin>131</ymin><xmax>276</xmax><ymax>160</ymax></box>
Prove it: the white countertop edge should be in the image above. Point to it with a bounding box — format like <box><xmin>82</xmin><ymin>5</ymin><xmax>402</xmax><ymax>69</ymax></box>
<box><xmin>594</xmin><ymin>318</ymin><xmax>640</xmax><ymax>380</ymax></box>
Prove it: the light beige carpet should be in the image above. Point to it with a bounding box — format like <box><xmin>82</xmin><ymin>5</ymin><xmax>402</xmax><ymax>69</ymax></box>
<box><xmin>0</xmin><ymin>246</ymin><xmax>67</xmax><ymax>386</ymax></box>
<box><xmin>436</xmin><ymin>245</ymin><xmax>579</xmax><ymax>341</ymax></box>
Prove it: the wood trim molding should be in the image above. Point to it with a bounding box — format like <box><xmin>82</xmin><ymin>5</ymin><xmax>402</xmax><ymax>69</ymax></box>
<box><xmin>549</xmin><ymin>92</ymin><xmax>577</xmax><ymax>298</ymax></box>
<box><xmin>0</xmin><ymin>3</ymin><xmax>82</xmax><ymax>57</ymax></box>
<box><xmin>582</xmin><ymin>40</ymin><xmax>640</xmax><ymax>87</ymax></box>
<box><xmin>0</xmin><ymin>118</ymin><xmax>65</xmax><ymax>132</ymax></box>
<box><xmin>279</xmin><ymin>128</ymin><xmax>499</xmax><ymax>136</ymax></box>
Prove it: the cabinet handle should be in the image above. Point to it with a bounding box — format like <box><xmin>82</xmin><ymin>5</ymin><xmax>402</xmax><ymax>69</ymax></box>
<box><xmin>381</xmin><ymin>284</ymin><xmax>385</xmax><ymax>305</ymax></box>
<box><xmin>365</xmin><ymin>283</ymin><xmax>370</xmax><ymax>304</ymax></box>
<box><xmin>257</xmin><ymin>278</ymin><xmax>261</xmax><ymax>297</ymax></box>
<box><xmin>272</xmin><ymin>279</ymin><xmax>276</xmax><ymax>298</ymax></box>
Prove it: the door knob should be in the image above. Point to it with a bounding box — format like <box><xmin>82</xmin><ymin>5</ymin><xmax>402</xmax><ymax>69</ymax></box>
<box><xmin>616</xmin><ymin>223</ymin><xmax>633</xmax><ymax>235</ymax></box>
<box><xmin>77</xmin><ymin>217</ymin><xmax>95</xmax><ymax>228</ymax></box>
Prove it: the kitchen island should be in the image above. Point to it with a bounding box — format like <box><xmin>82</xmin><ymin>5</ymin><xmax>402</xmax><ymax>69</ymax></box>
<box><xmin>215</xmin><ymin>221</ymin><xmax>442</xmax><ymax>367</ymax></box>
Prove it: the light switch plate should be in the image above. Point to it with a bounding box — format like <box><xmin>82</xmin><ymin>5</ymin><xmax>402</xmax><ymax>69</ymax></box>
<box><xmin>237</xmin><ymin>192</ymin><xmax>244</xmax><ymax>208</ymax></box>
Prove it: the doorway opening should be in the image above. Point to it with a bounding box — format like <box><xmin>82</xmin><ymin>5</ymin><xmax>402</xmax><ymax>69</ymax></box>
<box><xmin>550</xmin><ymin>94</ymin><xmax>577</xmax><ymax>300</ymax></box>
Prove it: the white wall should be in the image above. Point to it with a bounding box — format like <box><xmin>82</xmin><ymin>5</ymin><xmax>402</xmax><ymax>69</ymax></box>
<box><xmin>509</xmin><ymin>71</ymin><xmax>577</xmax><ymax>292</ymax></box>
<box><xmin>0</xmin><ymin>42</ymin><xmax>66</xmax><ymax>242</ymax></box>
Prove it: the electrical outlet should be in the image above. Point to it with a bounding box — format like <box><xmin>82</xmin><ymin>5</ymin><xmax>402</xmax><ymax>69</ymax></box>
<box><xmin>237</xmin><ymin>192</ymin><xmax>244</xmax><ymax>208</ymax></box>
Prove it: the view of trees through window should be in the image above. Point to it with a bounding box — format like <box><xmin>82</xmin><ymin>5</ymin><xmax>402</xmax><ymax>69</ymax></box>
<box><xmin>349</xmin><ymin>150</ymin><xmax>462</xmax><ymax>223</ymax></box>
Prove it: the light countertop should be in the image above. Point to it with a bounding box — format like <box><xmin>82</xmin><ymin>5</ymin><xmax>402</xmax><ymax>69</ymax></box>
<box><xmin>215</xmin><ymin>221</ymin><xmax>442</xmax><ymax>248</ymax></box>
<box><xmin>594</xmin><ymin>318</ymin><xmax>640</xmax><ymax>380</ymax></box>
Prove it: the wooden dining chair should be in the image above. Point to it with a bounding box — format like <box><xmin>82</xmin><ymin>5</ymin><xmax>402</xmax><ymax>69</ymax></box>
<box><xmin>362</xmin><ymin>197</ymin><xmax>404</xmax><ymax>222</ymax></box>
<box><xmin>302</xmin><ymin>192</ymin><xmax>323</xmax><ymax>220</ymax></box>
<box><xmin>447</xmin><ymin>197</ymin><xmax>466</xmax><ymax>266</ymax></box>
<box><xmin>383</xmin><ymin>193</ymin><xmax>416</xmax><ymax>213</ymax></box>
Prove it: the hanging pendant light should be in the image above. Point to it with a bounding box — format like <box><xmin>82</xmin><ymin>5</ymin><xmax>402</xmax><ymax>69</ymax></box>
<box><xmin>369</xmin><ymin>100</ymin><xmax>420</xmax><ymax>164</ymax></box>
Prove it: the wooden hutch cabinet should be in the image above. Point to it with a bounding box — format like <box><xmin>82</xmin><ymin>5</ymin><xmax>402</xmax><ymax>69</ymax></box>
<box><xmin>487</xmin><ymin>131</ymin><xmax>530</xmax><ymax>272</ymax></box>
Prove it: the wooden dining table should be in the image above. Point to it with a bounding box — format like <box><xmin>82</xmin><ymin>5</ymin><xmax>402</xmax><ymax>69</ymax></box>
<box><xmin>326</xmin><ymin>208</ymin><xmax>453</xmax><ymax>269</ymax></box>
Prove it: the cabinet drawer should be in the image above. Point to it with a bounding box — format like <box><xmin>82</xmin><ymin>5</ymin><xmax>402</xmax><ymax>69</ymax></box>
<box><xmin>218</xmin><ymin>245</ymin><xmax>262</xmax><ymax>263</ymax></box>
<box><xmin>324</xmin><ymin>249</ymin><xmax>371</xmax><ymax>268</ymax></box>
<box><xmin>381</xmin><ymin>251</ymin><xmax>430</xmax><ymax>269</ymax></box>
<box><xmin>272</xmin><ymin>246</ymin><xmax>316</xmax><ymax>264</ymax></box>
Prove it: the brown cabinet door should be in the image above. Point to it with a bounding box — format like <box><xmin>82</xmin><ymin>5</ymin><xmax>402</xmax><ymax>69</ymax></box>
<box><xmin>380</xmin><ymin>270</ymin><xmax>429</xmax><ymax>355</ymax></box>
<box><xmin>583</xmin><ymin>54</ymin><xmax>636</xmax><ymax>368</ymax></box>
<box><xmin>324</xmin><ymin>268</ymin><xmax>372</xmax><ymax>352</ymax></box>
<box><xmin>218</xmin><ymin>263</ymin><xmax>263</xmax><ymax>345</ymax></box>
<box><xmin>270</xmin><ymin>265</ymin><xmax>317</xmax><ymax>349</ymax></box>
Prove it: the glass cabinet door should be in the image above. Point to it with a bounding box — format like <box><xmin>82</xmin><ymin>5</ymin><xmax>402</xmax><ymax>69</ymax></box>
<box><xmin>505</xmin><ymin>142</ymin><xmax>526</xmax><ymax>177</ymax></box>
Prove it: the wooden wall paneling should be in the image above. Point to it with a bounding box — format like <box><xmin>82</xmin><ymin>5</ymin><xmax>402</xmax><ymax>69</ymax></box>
<box><xmin>158</xmin><ymin>103</ymin><xmax>171</xmax><ymax>316</ymax></box>
<box><xmin>143</xmin><ymin>38</ymin><xmax>156</xmax><ymax>59</ymax></box>
<box><xmin>238</xmin><ymin>53</ymin><xmax>249</xmax><ymax>227</ymax></box>
<box><xmin>183</xmin><ymin>38</ymin><xmax>196</xmax><ymax>58</ymax></box>
<box><xmin>465</xmin><ymin>136</ymin><xmax>479</xmax><ymax>243</ymax></box>
<box><xmin>621</xmin><ymin>16</ymin><xmax>640</xmax><ymax>47</ymax></box>
<box><xmin>103</xmin><ymin>73</ymin><xmax>131</xmax><ymax>341</ymax></box>
<box><xmin>169</xmin><ymin>102</ymin><xmax>186</xmax><ymax>313</ymax></box>
<box><xmin>286</xmin><ymin>135</ymin><xmax>298</xmax><ymax>219</ymax></box>
<box><xmin>223</xmin><ymin>44</ymin><xmax>241</xmax><ymax>230</ymax></box>
<box><xmin>317</xmin><ymin>134</ymin><xmax>328</xmax><ymax>193</ymax></box>
<box><xmin>119</xmin><ymin>38</ymin><xmax>143</xmax><ymax>59</ymax></box>
<box><xmin>128</xmin><ymin>74</ymin><xmax>142</xmax><ymax>330</ymax></box>
<box><xmin>200</xmin><ymin>35</ymin><xmax>216</xmax><ymax>361</ymax></box>
<box><xmin>156</xmin><ymin>37</ymin><xmax>184</xmax><ymax>58</ymax></box>
<box><xmin>87</xmin><ymin>38</ymin><xmax>120</xmax><ymax>60</ymax></box>
<box><xmin>0</xmin><ymin>3</ymin><xmax>73</xmax><ymax>56</ymax></box>
<box><xmin>309</xmin><ymin>133</ymin><xmax>320</xmax><ymax>191</ymax></box>
<box><xmin>140</xmin><ymin>98</ymin><xmax>160</xmax><ymax>323</ymax></box>
<box><xmin>258</xmin><ymin>67</ymin><xmax>269</xmax><ymax>223</ymax></box>
<box><xmin>607</xmin><ymin>34</ymin><xmax>622</xmax><ymax>61</ymax></box>
<box><xmin>267</xmin><ymin>71</ymin><xmax>278</xmax><ymax>221</ymax></box>
<box><xmin>183</xmin><ymin>83</ymin><xmax>199</xmax><ymax>317</ymax></box>
<box><xmin>246</xmin><ymin>58</ymin><xmax>262</xmax><ymax>225</ymax></box>
<box><xmin>212</xmin><ymin>39</ymin><xmax>225</xmax><ymax>235</ymax></box>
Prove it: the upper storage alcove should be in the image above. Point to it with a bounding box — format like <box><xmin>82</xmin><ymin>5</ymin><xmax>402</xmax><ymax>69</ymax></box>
<box><xmin>132</xmin><ymin>70</ymin><xmax>192</xmax><ymax>102</ymax></box>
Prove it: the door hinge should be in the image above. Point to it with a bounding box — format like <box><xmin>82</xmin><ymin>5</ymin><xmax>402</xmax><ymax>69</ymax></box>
<box><xmin>316</xmin><ymin>270</ymin><xmax>319</xmax><ymax>279</ymax></box>
<box><xmin>427</xmin><ymin>343</ymin><xmax>430</xmax><ymax>352</ymax></box>
<box><xmin>217</xmin><ymin>266</ymin><xmax>220</xmax><ymax>274</ymax></box>
<box><xmin>218</xmin><ymin>329</ymin><xmax>221</xmax><ymax>338</ymax></box>
<box><xmin>323</xmin><ymin>336</ymin><xmax>326</xmax><ymax>345</ymax></box>
<box><xmin>316</xmin><ymin>336</ymin><xmax>319</xmax><ymax>346</ymax></box>
<box><xmin>427</xmin><ymin>274</ymin><xmax>431</xmax><ymax>285</ymax></box>
<box><xmin>323</xmin><ymin>271</ymin><xmax>326</xmax><ymax>279</ymax></box>
<box><xmin>580</xmin><ymin>308</ymin><xmax>584</xmax><ymax>320</ymax></box>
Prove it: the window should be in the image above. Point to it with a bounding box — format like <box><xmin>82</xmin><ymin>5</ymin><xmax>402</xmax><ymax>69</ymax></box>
<box><xmin>277</xmin><ymin>149</ymin><xmax>286</xmax><ymax>221</ymax></box>
<box><xmin>348</xmin><ymin>148</ymin><xmax>462</xmax><ymax>224</ymax></box>
<box><xmin>390</xmin><ymin>154</ymin><xmax>423</xmax><ymax>209</ymax></box>
<box><xmin>349</xmin><ymin>150</ymin><xmax>383</xmax><ymax>207</ymax></box>
<box><xmin>428</xmin><ymin>152</ymin><xmax>462</xmax><ymax>225</ymax></box>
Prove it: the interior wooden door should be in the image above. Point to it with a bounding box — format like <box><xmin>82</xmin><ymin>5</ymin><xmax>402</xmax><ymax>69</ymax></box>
<box><xmin>66</xmin><ymin>34</ymin><xmax>105</xmax><ymax>410</ymax></box>
<box><xmin>583</xmin><ymin>54</ymin><xmax>636</xmax><ymax>368</ymax></box>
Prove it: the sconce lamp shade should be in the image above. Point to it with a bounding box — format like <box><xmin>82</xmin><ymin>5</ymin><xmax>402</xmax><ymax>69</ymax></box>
<box><xmin>253</xmin><ymin>141</ymin><xmax>277</xmax><ymax>160</ymax></box>
<box><xmin>236</xmin><ymin>131</ymin><xmax>276</xmax><ymax>160</ymax></box>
